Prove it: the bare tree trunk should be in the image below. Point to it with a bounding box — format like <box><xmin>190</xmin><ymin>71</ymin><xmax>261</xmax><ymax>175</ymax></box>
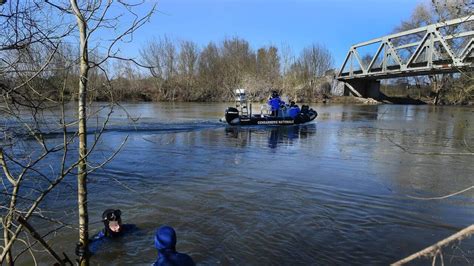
<box><xmin>3</xmin><ymin>187</ymin><xmax>16</xmax><ymax>266</ymax></box>
<box><xmin>70</xmin><ymin>0</ymin><xmax>90</xmax><ymax>265</ymax></box>
<box><xmin>2</xmin><ymin>229</ymin><xmax>12</xmax><ymax>266</ymax></box>
<box><xmin>1</xmin><ymin>148</ymin><xmax>18</xmax><ymax>266</ymax></box>
<box><xmin>4</xmin><ymin>191</ymin><xmax>18</xmax><ymax>266</ymax></box>
<box><xmin>1</xmin><ymin>1</ymin><xmax>154</xmax><ymax>264</ymax></box>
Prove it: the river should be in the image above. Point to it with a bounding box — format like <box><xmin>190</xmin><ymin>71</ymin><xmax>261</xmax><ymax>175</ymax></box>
<box><xmin>8</xmin><ymin>102</ymin><xmax>474</xmax><ymax>265</ymax></box>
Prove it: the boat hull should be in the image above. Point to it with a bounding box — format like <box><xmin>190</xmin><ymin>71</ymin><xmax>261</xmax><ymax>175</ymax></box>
<box><xmin>225</xmin><ymin>107</ymin><xmax>317</xmax><ymax>126</ymax></box>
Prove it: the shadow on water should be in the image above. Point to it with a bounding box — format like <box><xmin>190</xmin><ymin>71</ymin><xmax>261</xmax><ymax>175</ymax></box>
<box><xmin>380</xmin><ymin>92</ymin><xmax>427</xmax><ymax>105</ymax></box>
<box><xmin>224</xmin><ymin>123</ymin><xmax>317</xmax><ymax>149</ymax></box>
<box><xmin>340</xmin><ymin>108</ymin><xmax>379</xmax><ymax>122</ymax></box>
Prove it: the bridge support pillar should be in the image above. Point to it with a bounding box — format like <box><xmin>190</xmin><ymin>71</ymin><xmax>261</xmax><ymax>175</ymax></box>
<box><xmin>344</xmin><ymin>80</ymin><xmax>381</xmax><ymax>99</ymax></box>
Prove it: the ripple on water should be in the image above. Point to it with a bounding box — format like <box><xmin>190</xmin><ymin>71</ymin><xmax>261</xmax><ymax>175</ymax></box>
<box><xmin>12</xmin><ymin>103</ymin><xmax>474</xmax><ymax>265</ymax></box>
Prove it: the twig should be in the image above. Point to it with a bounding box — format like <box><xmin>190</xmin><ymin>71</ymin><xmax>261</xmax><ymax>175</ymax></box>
<box><xmin>0</xmin><ymin>148</ymin><xmax>17</xmax><ymax>185</ymax></box>
<box><xmin>17</xmin><ymin>215</ymin><xmax>72</xmax><ymax>265</ymax></box>
<box><xmin>385</xmin><ymin>134</ymin><xmax>474</xmax><ymax>156</ymax></box>
<box><xmin>392</xmin><ymin>224</ymin><xmax>474</xmax><ymax>265</ymax></box>
<box><xmin>407</xmin><ymin>186</ymin><xmax>474</xmax><ymax>200</ymax></box>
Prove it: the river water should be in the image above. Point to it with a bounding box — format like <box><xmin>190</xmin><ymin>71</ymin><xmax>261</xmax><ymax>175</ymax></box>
<box><xmin>8</xmin><ymin>102</ymin><xmax>474</xmax><ymax>265</ymax></box>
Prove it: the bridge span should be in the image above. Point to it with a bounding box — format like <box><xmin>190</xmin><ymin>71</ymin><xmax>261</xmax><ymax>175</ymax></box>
<box><xmin>337</xmin><ymin>15</ymin><xmax>473</xmax><ymax>98</ymax></box>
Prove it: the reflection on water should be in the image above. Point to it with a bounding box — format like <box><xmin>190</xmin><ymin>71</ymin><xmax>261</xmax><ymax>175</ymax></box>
<box><xmin>8</xmin><ymin>103</ymin><xmax>474</xmax><ymax>265</ymax></box>
<box><xmin>340</xmin><ymin>108</ymin><xmax>379</xmax><ymax>121</ymax></box>
<box><xmin>225</xmin><ymin>124</ymin><xmax>317</xmax><ymax>149</ymax></box>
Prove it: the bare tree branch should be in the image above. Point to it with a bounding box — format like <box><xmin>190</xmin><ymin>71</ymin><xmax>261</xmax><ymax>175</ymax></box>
<box><xmin>392</xmin><ymin>224</ymin><xmax>474</xmax><ymax>265</ymax></box>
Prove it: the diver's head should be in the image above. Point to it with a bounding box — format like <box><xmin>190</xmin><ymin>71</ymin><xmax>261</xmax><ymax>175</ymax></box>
<box><xmin>102</xmin><ymin>209</ymin><xmax>122</xmax><ymax>234</ymax></box>
<box><xmin>271</xmin><ymin>90</ymin><xmax>279</xmax><ymax>98</ymax></box>
<box><xmin>154</xmin><ymin>225</ymin><xmax>177</xmax><ymax>252</ymax></box>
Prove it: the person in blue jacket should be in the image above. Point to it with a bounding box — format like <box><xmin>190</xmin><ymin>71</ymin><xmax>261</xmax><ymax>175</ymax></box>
<box><xmin>153</xmin><ymin>225</ymin><xmax>195</xmax><ymax>266</ymax></box>
<box><xmin>76</xmin><ymin>209</ymin><xmax>137</xmax><ymax>256</ymax></box>
<box><xmin>267</xmin><ymin>90</ymin><xmax>284</xmax><ymax>117</ymax></box>
<box><xmin>288</xmin><ymin>101</ymin><xmax>301</xmax><ymax>119</ymax></box>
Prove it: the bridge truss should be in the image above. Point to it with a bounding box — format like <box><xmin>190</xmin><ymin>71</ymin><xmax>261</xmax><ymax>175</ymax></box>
<box><xmin>338</xmin><ymin>15</ymin><xmax>474</xmax><ymax>80</ymax></box>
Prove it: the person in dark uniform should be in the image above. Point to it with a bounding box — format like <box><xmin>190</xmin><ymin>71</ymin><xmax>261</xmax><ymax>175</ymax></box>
<box><xmin>92</xmin><ymin>209</ymin><xmax>136</xmax><ymax>239</ymax></box>
<box><xmin>76</xmin><ymin>209</ymin><xmax>137</xmax><ymax>256</ymax></box>
<box><xmin>153</xmin><ymin>225</ymin><xmax>195</xmax><ymax>266</ymax></box>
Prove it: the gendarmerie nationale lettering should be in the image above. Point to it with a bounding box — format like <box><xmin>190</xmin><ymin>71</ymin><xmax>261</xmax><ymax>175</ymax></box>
<box><xmin>257</xmin><ymin>120</ymin><xmax>294</xmax><ymax>125</ymax></box>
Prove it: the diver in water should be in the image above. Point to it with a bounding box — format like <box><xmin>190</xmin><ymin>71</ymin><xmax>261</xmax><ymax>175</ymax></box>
<box><xmin>268</xmin><ymin>90</ymin><xmax>284</xmax><ymax>117</ymax></box>
<box><xmin>153</xmin><ymin>225</ymin><xmax>195</xmax><ymax>266</ymax></box>
<box><xmin>76</xmin><ymin>209</ymin><xmax>137</xmax><ymax>257</ymax></box>
<box><xmin>94</xmin><ymin>209</ymin><xmax>136</xmax><ymax>238</ymax></box>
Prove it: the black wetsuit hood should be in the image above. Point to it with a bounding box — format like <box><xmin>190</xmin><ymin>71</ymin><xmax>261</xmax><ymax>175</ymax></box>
<box><xmin>102</xmin><ymin>209</ymin><xmax>123</xmax><ymax>237</ymax></box>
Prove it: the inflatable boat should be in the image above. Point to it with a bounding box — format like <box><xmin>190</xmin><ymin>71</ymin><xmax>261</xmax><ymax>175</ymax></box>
<box><xmin>225</xmin><ymin>105</ymin><xmax>317</xmax><ymax>126</ymax></box>
<box><xmin>223</xmin><ymin>89</ymin><xmax>318</xmax><ymax>126</ymax></box>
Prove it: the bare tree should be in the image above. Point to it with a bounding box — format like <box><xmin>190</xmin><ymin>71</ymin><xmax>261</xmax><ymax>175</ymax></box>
<box><xmin>178</xmin><ymin>40</ymin><xmax>199</xmax><ymax>80</ymax></box>
<box><xmin>266</xmin><ymin>46</ymin><xmax>281</xmax><ymax>87</ymax></box>
<box><xmin>281</xmin><ymin>43</ymin><xmax>333</xmax><ymax>100</ymax></box>
<box><xmin>112</xmin><ymin>60</ymin><xmax>146</xmax><ymax>101</ymax></box>
<box><xmin>140</xmin><ymin>37</ymin><xmax>334</xmax><ymax>101</ymax></box>
<box><xmin>220</xmin><ymin>37</ymin><xmax>256</xmax><ymax>97</ymax></box>
<box><xmin>256</xmin><ymin>48</ymin><xmax>269</xmax><ymax>81</ymax></box>
<box><xmin>0</xmin><ymin>1</ymin><xmax>155</xmax><ymax>265</ymax></box>
<box><xmin>256</xmin><ymin>46</ymin><xmax>281</xmax><ymax>88</ymax></box>
<box><xmin>140</xmin><ymin>36</ymin><xmax>177</xmax><ymax>100</ymax></box>
<box><xmin>300</xmin><ymin>44</ymin><xmax>334</xmax><ymax>79</ymax></box>
<box><xmin>197</xmin><ymin>42</ymin><xmax>222</xmax><ymax>100</ymax></box>
<box><xmin>391</xmin><ymin>0</ymin><xmax>473</xmax><ymax>104</ymax></box>
<box><xmin>177</xmin><ymin>40</ymin><xmax>199</xmax><ymax>100</ymax></box>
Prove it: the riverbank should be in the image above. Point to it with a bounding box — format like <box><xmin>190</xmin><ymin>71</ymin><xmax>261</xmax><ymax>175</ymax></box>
<box><xmin>319</xmin><ymin>95</ymin><xmax>427</xmax><ymax>105</ymax></box>
<box><xmin>312</xmin><ymin>95</ymin><xmax>473</xmax><ymax>106</ymax></box>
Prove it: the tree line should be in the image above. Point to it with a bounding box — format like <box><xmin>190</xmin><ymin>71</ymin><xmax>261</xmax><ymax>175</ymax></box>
<box><xmin>1</xmin><ymin>36</ymin><xmax>335</xmax><ymax>103</ymax></box>
<box><xmin>137</xmin><ymin>37</ymin><xmax>334</xmax><ymax>102</ymax></box>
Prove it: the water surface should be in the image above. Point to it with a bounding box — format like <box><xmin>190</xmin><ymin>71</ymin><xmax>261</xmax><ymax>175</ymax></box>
<box><xmin>9</xmin><ymin>103</ymin><xmax>474</xmax><ymax>265</ymax></box>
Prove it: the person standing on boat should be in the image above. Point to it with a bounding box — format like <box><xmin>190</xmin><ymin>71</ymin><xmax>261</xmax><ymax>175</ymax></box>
<box><xmin>268</xmin><ymin>90</ymin><xmax>284</xmax><ymax>117</ymax></box>
<box><xmin>153</xmin><ymin>225</ymin><xmax>195</xmax><ymax>266</ymax></box>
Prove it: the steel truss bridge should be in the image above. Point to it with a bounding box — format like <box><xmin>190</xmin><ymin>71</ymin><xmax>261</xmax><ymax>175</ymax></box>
<box><xmin>337</xmin><ymin>15</ymin><xmax>473</xmax><ymax>97</ymax></box>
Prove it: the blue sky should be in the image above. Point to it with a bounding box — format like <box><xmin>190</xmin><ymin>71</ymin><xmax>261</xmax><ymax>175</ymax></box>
<box><xmin>120</xmin><ymin>0</ymin><xmax>425</xmax><ymax>68</ymax></box>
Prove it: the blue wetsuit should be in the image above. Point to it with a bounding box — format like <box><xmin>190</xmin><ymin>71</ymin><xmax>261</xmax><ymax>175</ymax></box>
<box><xmin>89</xmin><ymin>224</ymin><xmax>137</xmax><ymax>254</ymax></box>
<box><xmin>153</xmin><ymin>226</ymin><xmax>195</xmax><ymax>266</ymax></box>
<box><xmin>153</xmin><ymin>250</ymin><xmax>195</xmax><ymax>266</ymax></box>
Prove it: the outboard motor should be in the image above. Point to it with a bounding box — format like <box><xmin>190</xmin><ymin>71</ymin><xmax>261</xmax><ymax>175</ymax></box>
<box><xmin>225</xmin><ymin>107</ymin><xmax>240</xmax><ymax>124</ymax></box>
